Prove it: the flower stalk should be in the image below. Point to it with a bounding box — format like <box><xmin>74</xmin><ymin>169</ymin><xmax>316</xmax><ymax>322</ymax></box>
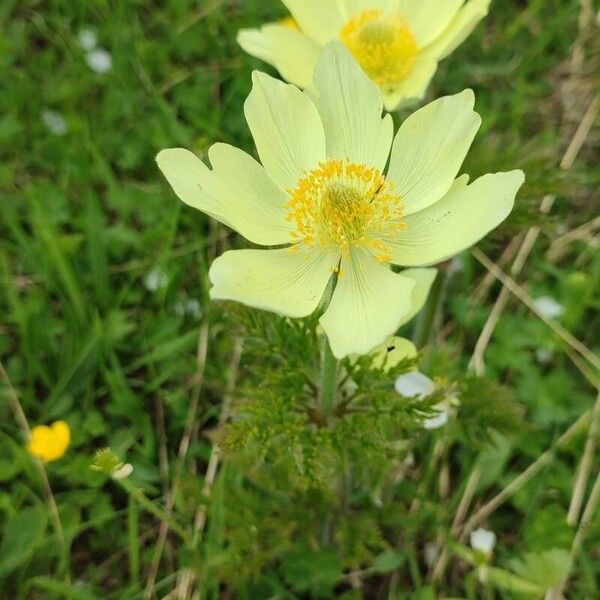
<box><xmin>117</xmin><ymin>477</ymin><xmax>191</xmax><ymax>543</ymax></box>
<box><xmin>320</xmin><ymin>334</ymin><xmax>339</xmax><ymax>419</ymax></box>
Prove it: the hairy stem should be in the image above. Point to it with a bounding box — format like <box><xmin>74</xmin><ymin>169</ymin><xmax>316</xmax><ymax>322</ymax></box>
<box><xmin>320</xmin><ymin>336</ymin><xmax>339</xmax><ymax>419</ymax></box>
<box><xmin>118</xmin><ymin>478</ymin><xmax>190</xmax><ymax>543</ymax></box>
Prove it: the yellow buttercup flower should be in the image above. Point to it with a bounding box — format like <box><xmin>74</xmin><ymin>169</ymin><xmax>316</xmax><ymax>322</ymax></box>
<box><xmin>238</xmin><ymin>0</ymin><xmax>491</xmax><ymax>110</ymax></box>
<box><xmin>157</xmin><ymin>43</ymin><xmax>523</xmax><ymax>358</ymax></box>
<box><xmin>27</xmin><ymin>420</ymin><xmax>70</xmax><ymax>463</ymax></box>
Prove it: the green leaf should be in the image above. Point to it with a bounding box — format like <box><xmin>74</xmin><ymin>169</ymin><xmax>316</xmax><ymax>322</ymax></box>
<box><xmin>26</xmin><ymin>576</ymin><xmax>98</xmax><ymax>600</ymax></box>
<box><xmin>0</xmin><ymin>505</ymin><xmax>48</xmax><ymax>576</ymax></box>
<box><xmin>281</xmin><ymin>546</ymin><xmax>343</xmax><ymax>594</ymax></box>
<box><xmin>510</xmin><ymin>548</ymin><xmax>572</xmax><ymax>590</ymax></box>
<box><xmin>487</xmin><ymin>567</ymin><xmax>545</xmax><ymax>596</ymax></box>
<box><xmin>407</xmin><ymin>586</ymin><xmax>437</xmax><ymax>600</ymax></box>
<box><xmin>372</xmin><ymin>549</ymin><xmax>403</xmax><ymax>573</ymax></box>
<box><xmin>523</xmin><ymin>505</ymin><xmax>573</xmax><ymax>551</ymax></box>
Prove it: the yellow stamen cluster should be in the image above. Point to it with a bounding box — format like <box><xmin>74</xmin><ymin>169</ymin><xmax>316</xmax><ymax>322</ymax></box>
<box><xmin>340</xmin><ymin>10</ymin><xmax>418</xmax><ymax>88</ymax></box>
<box><xmin>286</xmin><ymin>160</ymin><xmax>405</xmax><ymax>262</ymax></box>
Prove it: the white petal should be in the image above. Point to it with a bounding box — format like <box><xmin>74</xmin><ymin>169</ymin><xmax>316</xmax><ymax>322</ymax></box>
<box><xmin>394</xmin><ymin>370</ymin><xmax>434</xmax><ymax>397</ymax></box>
<box><xmin>387</xmin><ymin>171</ymin><xmax>525</xmax><ymax>266</ymax></box>
<box><xmin>312</xmin><ymin>42</ymin><xmax>393</xmax><ymax>171</ymax></box>
<box><xmin>237</xmin><ymin>25</ymin><xmax>321</xmax><ymax>90</ymax></box>
<box><xmin>386</xmin><ymin>90</ymin><xmax>481</xmax><ymax>215</ymax></box>
<box><xmin>535</xmin><ymin>348</ymin><xmax>554</xmax><ymax>365</ymax></box>
<box><xmin>157</xmin><ymin>147</ymin><xmax>292</xmax><ymax>245</ymax></box>
<box><xmin>245</xmin><ymin>71</ymin><xmax>326</xmax><ymax>192</ymax></box>
<box><xmin>470</xmin><ymin>528</ymin><xmax>496</xmax><ymax>554</ymax></box>
<box><xmin>320</xmin><ymin>250</ymin><xmax>416</xmax><ymax>358</ymax></box>
<box><xmin>112</xmin><ymin>463</ymin><xmax>133</xmax><ymax>480</ymax></box>
<box><xmin>145</xmin><ymin>267</ymin><xmax>168</xmax><ymax>292</ymax></box>
<box><xmin>423</xmin><ymin>405</ymin><xmax>450</xmax><ymax>429</ymax></box>
<box><xmin>209</xmin><ymin>247</ymin><xmax>339</xmax><ymax>318</ymax></box>
<box><xmin>41</xmin><ymin>109</ymin><xmax>68</xmax><ymax>136</ymax></box>
<box><xmin>78</xmin><ymin>28</ymin><xmax>97</xmax><ymax>51</ymax></box>
<box><xmin>424</xmin><ymin>542</ymin><xmax>440</xmax><ymax>567</ymax></box>
<box><xmin>398</xmin><ymin>0</ymin><xmax>463</xmax><ymax>48</ymax></box>
<box><xmin>281</xmin><ymin>0</ymin><xmax>345</xmax><ymax>45</ymax></box>
<box><xmin>86</xmin><ymin>48</ymin><xmax>112</xmax><ymax>73</ymax></box>
<box><xmin>425</xmin><ymin>0</ymin><xmax>491</xmax><ymax>60</ymax></box>
<box><xmin>533</xmin><ymin>296</ymin><xmax>564</xmax><ymax>319</ymax></box>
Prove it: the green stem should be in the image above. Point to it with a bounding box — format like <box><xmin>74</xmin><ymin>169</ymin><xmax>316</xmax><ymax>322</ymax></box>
<box><xmin>320</xmin><ymin>335</ymin><xmax>339</xmax><ymax>419</ymax></box>
<box><xmin>413</xmin><ymin>268</ymin><xmax>447</xmax><ymax>349</ymax></box>
<box><xmin>118</xmin><ymin>478</ymin><xmax>190</xmax><ymax>543</ymax></box>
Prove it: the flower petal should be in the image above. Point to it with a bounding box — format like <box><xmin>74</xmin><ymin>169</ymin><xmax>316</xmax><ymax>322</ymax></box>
<box><xmin>237</xmin><ymin>25</ymin><xmax>321</xmax><ymax>90</ymax></box>
<box><xmin>399</xmin><ymin>0</ymin><xmax>463</xmax><ymax>48</ymax></box>
<box><xmin>387</xmin><ymin>171</ymin><xmax>525</xmax><ymax>266</ymax></box>
<box><xmin>394</xmin><ymin>370</ymin><xmax>434</xmax><ymax>396</ymax></box>
<box><xmin>245</xmin><ymin>71</ymin><xmax>326</xmax><ymax>192</ymax></box>
<box><xmin>386</xmin><ymin>90</ymin><xmax>481</xmax><ymax>215</ymax></box>
<box><xmin>157</xmin><ymin>147</ymin><xmax>292</xmax><ymax>245</ymax></box>
<box><xmin>425</xmin><ymin>0</ymin><xmax>491</xmax><ymax>60</ymax></box>
<box><xmin>204</xmin><ymin>143</ymin><xmax>293</xmax><ymax>245</ymax></box>
<box><xmin>423</xmin><ymin>405</ymin><xmax>450</xmax><ymax>429</ymax></box>
<box><xmin>397</xmin><ymin>267</ymin><xmax>437</xmax><ymax>327</ymax></box>
<box><xmin>209</xmin><ymin>247</ymin><xmax>339</xmax><ymax>318</ymax></box>
<box><xmin>470</xmin><ymin>527</ymin><xmax>497</xmax><ymax>554</ymax></box>
<box><xmin>381</xmin><ymin>51</ymin><xmax>438</xmax><ymax>111</ymax></box>
<box><xmin>342</xmin><ymin>0</ymin><xmax>402</xmax><ymax>16</ymax></box>
<box><xmin>156</xmin><ymin>148</ymin><xmax>231</xmax><ymax>225</ymax></box>
<box><xmin>51</xmin><ymin>421</ymin><xmax>71</xmax><ymax>450</ymax></box>
<box><xmin>312</xmin><ymin>42</ymin><xmax>393</xmax><ymax>171</ymax></box>
<box><xmin>320</xmin><ymin>250</ymin><xmax>416</xmax><ymax>358</ymax></box>
<box><xmin>281</xmin><ymin>0</ymin><xmax>345</xmax><ymax>45</ymax></box>
<box><xmin>370</xmin><ymin>335</ymin><xmax>417</xmax><ymax>371</ymax></box>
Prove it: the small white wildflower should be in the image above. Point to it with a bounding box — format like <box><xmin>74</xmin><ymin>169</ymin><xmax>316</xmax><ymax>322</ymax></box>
<box><xmin>447</xmin><ymin>256</ymin><xmax>465</xmax><ymax>277</ymax></box>
<box><xmin>533</xmin><ymin>296</ymin><xmax>564</xmax><ymax>319</ymax></box>
<box><xmin>470</xmin><ymin>527</ymin><xmax>496</xmax><ymax>555</ymax></box>
<box><xmin>78</xmin><ymin>28</ymin><xmax>97</xmax><ymax>51</ymax></box>
<box><xmin>174</xmin><ymin>298</ymin><xmax>202</xmax><ymax>319</ymax></box>
<box><xmin>395</xmin><ymin>371</ymin><xmax>459</xmax><ymax>430</ymax></box>
<box><xmin>41</xmin><ymin>109</ymin><xmax>68</xmax><ymax>136</ymax></box>
<box><xmin>145</xmin><ymin>267</ymin><xmax>168</xmax><ymax>292</ymax></box>
<box><xmin>535</xmin><ymin>347</ymin><xmax>554</xmax><ymax>365</ymax></box>
<box><xmin>394</xmin><ymin>371</ymin><xmax>434</xmax><ymax>397</ymax></box>
<box><xmin>424</xmin><ymin>542</ymin><xmax>439</xmax><ymax>568</ymax></box>
<box><xmin>86</xmin><ymin>48</ymin><xmax>112</xmax><ymax>73</ymax></box>
<box><xmin>423</xmin><ymin>405</ymin><xmax>450</xmax><ymax>430</ymax></box>
<box><xmin>112</xmin><ymin>463</ymin><xmax>133</xmax><ymax>480</ymax></box>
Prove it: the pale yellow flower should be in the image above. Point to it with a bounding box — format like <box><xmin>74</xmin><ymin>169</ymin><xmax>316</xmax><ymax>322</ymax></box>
<box><xmin>238</xmin><ymin>0</ymin><xmax>491</xmax><ymax>110</ymax></box>
<box><xmin>27</xmin><ymin>420</ymin><xmax>70</xmax><ymax>463</ymax></box>
<box><xmin>157</xmin><ymin>43</ymin><xmax>523</xmax><ymax>358</ymax></box>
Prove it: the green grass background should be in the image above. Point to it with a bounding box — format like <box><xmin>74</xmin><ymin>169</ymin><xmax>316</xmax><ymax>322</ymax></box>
<box><xmin>1</xmin><ymin>0</ymin><xmax>599</xmax><ymax>597</ymax></box>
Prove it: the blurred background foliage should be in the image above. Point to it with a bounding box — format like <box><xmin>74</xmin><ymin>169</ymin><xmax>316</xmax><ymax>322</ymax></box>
<box><xmin>0</xmin><ymin>0</ymin><xmax>599</xmax><ymax>598</ymax></box>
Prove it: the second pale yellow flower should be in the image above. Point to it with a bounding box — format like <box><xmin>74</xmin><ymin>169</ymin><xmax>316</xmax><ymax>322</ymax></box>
<box><xmin>238</xmin><ymin>0</ymin><xmax>491</xmax><ymax>110</ymax></box>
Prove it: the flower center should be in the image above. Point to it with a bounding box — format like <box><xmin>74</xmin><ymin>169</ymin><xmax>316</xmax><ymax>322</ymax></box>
<box><xmin>286</xmin><ymin>160</ymin><xmax>405</xmax><ymax>262</ymax></box>
<box><xmin>340</xmin><ymin>10</ymin><xmax>418</xmax><ymax>87</ymax></box>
